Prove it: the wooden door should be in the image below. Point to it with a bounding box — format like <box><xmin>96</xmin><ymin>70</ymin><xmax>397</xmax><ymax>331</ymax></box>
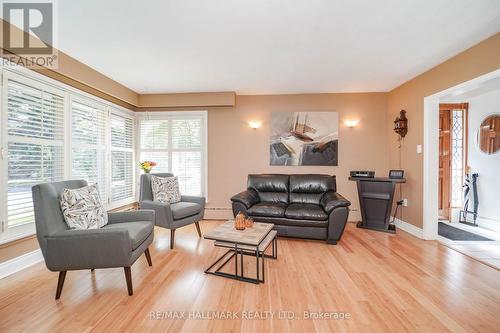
<box><xmin>438</xmin><ymin>109</ymin><xmax>451</xmax><ymax>220</ymax></box>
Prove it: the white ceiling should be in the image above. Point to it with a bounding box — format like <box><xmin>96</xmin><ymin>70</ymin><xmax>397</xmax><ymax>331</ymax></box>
<box><xmin>56</xmin><ymin>0</ymin><xmax>500</xmax><ymax>95</ymax></box>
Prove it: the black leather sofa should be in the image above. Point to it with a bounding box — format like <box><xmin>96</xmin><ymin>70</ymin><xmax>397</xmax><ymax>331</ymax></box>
<box><xmin>231</xmin><ymin>174</ymin><xmax>351</xmax><ymax>244</ymax></box>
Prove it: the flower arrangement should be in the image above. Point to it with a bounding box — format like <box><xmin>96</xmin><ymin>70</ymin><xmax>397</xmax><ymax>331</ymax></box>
<box><xmin>139</xmin><ymin>161</ymin><xmax>157</xmax><ymax>173</ymax></box>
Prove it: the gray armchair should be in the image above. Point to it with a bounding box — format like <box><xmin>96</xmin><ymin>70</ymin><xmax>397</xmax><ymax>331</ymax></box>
<box><xmin>139</xmin><ymin>173</ymin><xmax>205</xmax><ymax>249</ymax></box>
<box><xmin>32</xmin><ymin>180</ymin><xmax>155</xmax><ymax>299</ymax></box>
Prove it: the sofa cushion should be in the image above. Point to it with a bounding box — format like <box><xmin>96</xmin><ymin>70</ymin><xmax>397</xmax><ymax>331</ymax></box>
<box><xmin>248</xmin><ymin>174</ymin><xmax>289</xmax><ymax>204</ymax></box>
<box><xmin>247</xmin><ymin>202</ymin><xmax>286</xmax><ymax>218</ymax></box>
<box><xmin>103</xmin><ymin>221</ymin><xmax>152</xmax><ymax>250</ymax></box>
<box><xmin>251</xmin><ymin>216</ymin><xmax>328</xmax><ymax>228</ymax></box>
<box><xmin>289</xmin><ymin>174</ymin><xmax>336</xmax><ymax>204</ymax></box>
<box><xmin>285</xmin><ymin>203</ymin><xmax>328</xmax><ymax>221</ymax></box>
<box><xmin>171</xmin><ymin>202</ymin><xmax>202</xmax><ymax>220</ymax></box>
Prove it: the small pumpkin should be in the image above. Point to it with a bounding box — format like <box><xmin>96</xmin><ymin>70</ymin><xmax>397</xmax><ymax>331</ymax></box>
<box><xmin>234</xmin><ymin>212</ymin><xmax>246</xmax><ymax>230</ymax></box>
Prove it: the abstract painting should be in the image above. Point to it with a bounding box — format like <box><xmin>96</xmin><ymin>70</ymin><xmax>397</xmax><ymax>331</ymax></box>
<box><xmin>270</xmin><ymin>112</ymin><xmax>338</xmax><ymax>166</ymax></box>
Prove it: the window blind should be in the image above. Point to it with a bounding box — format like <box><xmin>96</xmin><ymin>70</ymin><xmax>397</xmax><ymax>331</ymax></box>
<box><xmin>139</xmin><ymin>119</ymin><xmax>170</xmax><ymax>172</ymax></box>
<box><xmin>138</xmin><ymin>116</ymin><xmax>205</xmax><ymax>196</ymax></box>
<box><xmin>171</xmin><ymin>119</ymin><xmax>202</xmax><ymax>195</ymax></box>
<box><xmin>6</xmin><ymin>79</ymin><xmax>65</xmax><ymax>228</ymax></box>
<box><xmin>70</xmin><ymin>99</ymin><xmax>108</xmax><ymax>202</ymax></box>
<box><xmin>110</xmin><ymin>113</ymin><xmax>134</xmax><ymax>202</ymax></box>
<box><xmin>139</xmin><ymin>119</ymin><xmax>169</xmax><ymax>150</ymax></box>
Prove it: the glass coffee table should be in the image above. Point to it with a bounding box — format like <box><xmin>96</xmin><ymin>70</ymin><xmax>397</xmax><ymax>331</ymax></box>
<box><xmin>204</xmin><ymin>221</ymin><xmax>277</xmax><ymax>284</ymax></box>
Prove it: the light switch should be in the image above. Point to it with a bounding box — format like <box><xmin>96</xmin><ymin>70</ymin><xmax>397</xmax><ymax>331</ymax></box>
<box><xmin>416</xmin><ymin>145</ymin><xmax>422</xmax><ymax>154</ymax></box>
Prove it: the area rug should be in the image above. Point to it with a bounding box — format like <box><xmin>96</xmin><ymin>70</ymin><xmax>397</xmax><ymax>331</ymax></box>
<box><xmin>438</xmin><ymin>222</ymin><xmax>493</xmax><ymax>241</ymax></box>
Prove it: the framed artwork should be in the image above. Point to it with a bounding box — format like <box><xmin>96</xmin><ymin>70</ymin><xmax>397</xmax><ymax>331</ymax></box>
<box><xmin>270</xmin><ymin>112</ymin><xmax>338</xmax><ymax>166</ymax></box>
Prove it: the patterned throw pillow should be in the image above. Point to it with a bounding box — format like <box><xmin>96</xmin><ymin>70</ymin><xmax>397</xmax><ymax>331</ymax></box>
<box><xmin>60</xmin><ymin>184</ymin><xmax>108</xmax><ymax>229</ymax></box>
<box><xmin>151</xmin><ymin>175</ymin><xmax>181</xmax><ymax>204</ymax></box>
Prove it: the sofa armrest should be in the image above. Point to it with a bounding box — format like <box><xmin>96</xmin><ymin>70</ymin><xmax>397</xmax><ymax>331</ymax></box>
<box><xmin>107</xmin><ymin>210</ymin><xmax>155</xmax><ymax>224</ymax></box>
<box><xmin>140</xmin><ymin>200</ymin><xmax>173</xmax><ymax>229</ymax></box>
<box><xmin>320</xmin><ymin>191</ymin><xmax>351</xmax><ymax>214</ymax></box>
<box><xmin>230</xmin><ymin>189</ymin><xmax>259</xmax><ymax>209</ymax></box>
<box><xmin>45</xmin><ymin>228</ymin><xmax>131</xmax><ymax>270</ymax></box>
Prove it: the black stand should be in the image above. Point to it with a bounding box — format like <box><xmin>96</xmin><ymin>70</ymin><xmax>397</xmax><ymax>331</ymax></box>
<box><xmin>349</xmin><ymin>177</ymin><xmax>406</xmax><ymax>233</ymax></box>
<box><xmin>204</xmin><ymin>237</ymin><xmax>277</xmax><ymax>284</ymax></box>
<box><xmin>459</xmin><ymin>210</ymin><xmax>478</xmax><ymax>227</ymax></box>
<box><xmin>459</xmin><ymin>173</ymin><xmax>479</xmax><ymax>227</ymax></box>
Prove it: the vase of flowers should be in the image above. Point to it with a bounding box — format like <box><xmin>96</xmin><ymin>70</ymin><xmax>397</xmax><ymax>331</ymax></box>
<box><xmin>139</xmin><ymin>161</ymin><xmax>157</xmax><ymax>174</ymax></box>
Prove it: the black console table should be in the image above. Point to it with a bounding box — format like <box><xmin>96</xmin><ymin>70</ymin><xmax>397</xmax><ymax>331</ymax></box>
<box><xmin>349</xmin><ymin>177</ymin><xmax>406</xmax><ymax>233</ymax></box>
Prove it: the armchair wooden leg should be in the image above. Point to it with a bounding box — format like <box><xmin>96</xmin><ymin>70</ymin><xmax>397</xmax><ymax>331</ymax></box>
<box><xmin>55</xmin><ymin>271</ymin><xmax>67</xmax><ymax>300</ymax></box>
<box><xmin>195</xmin><ymin>221</ymin><xmax>202</xmax><ymax>237</ymax></box>
<box><xmin>144</xmin><ymin>248</ymin><xmax>152</xmax><ymax>266</ymax></box>
<box><xmin>124</xmin><ymin>267</ymin><xmax>133</xmax><ymax>296</ymax></box>
<box><xmin>170</xmin><ymin>229</ymin><xmax>176</xmax><ymax>249</ymax></box>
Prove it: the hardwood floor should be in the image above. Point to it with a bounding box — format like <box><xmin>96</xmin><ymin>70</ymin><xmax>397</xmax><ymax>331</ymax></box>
<box><xmin>1</xmin><ymin>221</ymin><xmax>499</xmax><ymax>332</ymax></box>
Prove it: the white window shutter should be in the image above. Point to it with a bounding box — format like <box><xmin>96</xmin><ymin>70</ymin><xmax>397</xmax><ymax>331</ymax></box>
<box><xmin>70</xmin><ymin>99</ymin><xmax>108</xmax><ymax>203</ymax></box>
<box><xmin>138</xmin><ymin>116</ymin><xmax>205</xmax><ymax>196</ymax></box>
<box><xmin>139</xmin><ymin>119</ymin><xmax>169</xmax><ymax>172</ymax></box>
<box><xmin>110</xmin><ymin>112</ymin><xmax>135</xmax><ymax>203</ymax></box>
<box><xmin>171</xmin><ymin>119</ymin><xmax>202</xmax><ymax>196</ymax></box>
<box><xmin>6</xmin><ymin>79</ymin><xmax>65</xmax><ymax>228</ymax></box>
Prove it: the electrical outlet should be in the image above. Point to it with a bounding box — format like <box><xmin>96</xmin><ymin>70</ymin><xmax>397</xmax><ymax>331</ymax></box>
<box><xmin>402</xmin><ymin>199</ymin><xmax>408</xmax><ymax>207</ymax></box>
<box><xmin>416</xmin><ymin>145</ymin><xmax>423</xmax><ymax>154</ymax></box>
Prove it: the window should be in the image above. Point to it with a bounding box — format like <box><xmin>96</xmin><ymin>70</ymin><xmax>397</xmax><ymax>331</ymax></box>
<box><xmin>70</xmin><ymin>98</ymin><xmax>108</xmax><ymax>202</ymax></box>
<box><xmin>110</xmin><ymin>112</ymin><xmax>135</xmax><ymax>203</ymax></box>
<box><xmin>138</xmin><ymin>112</ymin><xmax>207</xmax><ymax>196</ymax></box>
<box><xmin>3</xmin><ymin>75</ymin><xmax>65</xmax><ymax>233</ymax></box>
<box><xmin>1</xmin><ymin>67</ymin><xmax>136</xmax><ymax>242</ymax></box>
<box><xmin>451</xmin><ymin>109</ymin><xmax>464</xmax><ymax>207</ymax></box>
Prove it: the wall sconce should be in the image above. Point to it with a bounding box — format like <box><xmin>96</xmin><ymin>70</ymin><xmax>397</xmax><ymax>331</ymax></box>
<box><xmin>344</xmin><ymin>119</ymin><xmax>360</xmax><ymax>128</ymax></box>
<box><xmin>248</xmin><ymin>120</ymin><xmax>262</xmax><ymax>129</ymax></box>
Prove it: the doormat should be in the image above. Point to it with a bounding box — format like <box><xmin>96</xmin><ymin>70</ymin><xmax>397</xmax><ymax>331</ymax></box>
<box><xmin>438</xmin><ymin>222</ymin><xmax>493</xmax><ymax>241</ymax></box>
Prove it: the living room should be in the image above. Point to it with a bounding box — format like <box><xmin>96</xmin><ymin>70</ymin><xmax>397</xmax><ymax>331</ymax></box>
<box><xmin>0</xmin><ymin>1</ymin><xmax>500</xmax><ymax>332</ymax></box>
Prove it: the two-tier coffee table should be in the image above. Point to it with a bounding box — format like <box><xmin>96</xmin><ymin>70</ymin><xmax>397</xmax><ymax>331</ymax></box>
<box><xmin>203</xmin><ymin>221</ymin><xmax>277</xmax><ymax>284</ymax></box>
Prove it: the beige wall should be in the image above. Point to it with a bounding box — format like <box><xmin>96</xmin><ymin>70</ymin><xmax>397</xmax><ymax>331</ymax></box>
<box><xmin>1</xmin><ymin>24</ymin><xmax>499</xmax><ymax>265</ymax></box>
<box><xmin>207</xmin><ymin>93</ymin><xmax>389</xmax><ymax>221</ymax></box>
<box><xmin>387</xmin><ymin>33</ymin><xmax>500</xmax><ymax>228</ymax></box>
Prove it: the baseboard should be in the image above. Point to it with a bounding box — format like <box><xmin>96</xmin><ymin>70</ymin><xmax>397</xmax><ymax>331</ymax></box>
<box><xmin>474</xmin><ymin>216</ymin><xmax>500</xmax><ymax>232</ymax></box>
<box><xmin>393</xmin><ymin>217</ymin><xmax>424</xmax><ymax>239</ymax></box>
<box><xmin>204</xmin><ymin>207</ymin><xmax>233</xmax><ymax>220</ymax></box>
<box><xmin>451</xmin><ymin>209</ymin><xmax>500</xmax><ymax>231</ymax></box>
<box><xmin>0</xmin><ymin>249</ymin><xmax>43</xmax><ymax>280</ymax></box>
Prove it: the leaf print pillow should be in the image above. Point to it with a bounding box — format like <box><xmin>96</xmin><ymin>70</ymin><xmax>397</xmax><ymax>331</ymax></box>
<box><xmin>60</xmin><ymin>184</ymin><xmax>108</xmax><ymax>229</ymax></box>
<box><xmin>151</xmin><ymin>175</ymin><xmax>181</xmax><ymax>204</ymax></box>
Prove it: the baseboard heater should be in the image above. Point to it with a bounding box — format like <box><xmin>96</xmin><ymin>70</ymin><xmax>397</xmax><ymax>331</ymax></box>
<box><xmin>204</xmin><ymin>207</ymin><xmax>233</xmax><ymax>220</ymax></box>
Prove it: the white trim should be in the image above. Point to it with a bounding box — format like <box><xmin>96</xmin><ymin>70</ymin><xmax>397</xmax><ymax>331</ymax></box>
<box><xmin>0</xmin><ymin>223</ymin><xmax>36</xmax><ymax>245</ymax></box>
<box><xmin>422</xmin><ymin>97</ymin><xmax>440</xmax><ymax>240</ymax></box>
<box><xmin>469</xmin><ymin>216</ymin><xmax>500</xmax><ymax>232</ymax></box>
<box><xmin>0</xmin><ymin>249</ymin><xmax>43</xmax><ymax>280</ymax></box>
<box><xmin>0</xmin><ymin>68</ymin><xmax>6</xmax><ymax>236</ymax></box>
<box><xmin>422</xmin><ymin>69</ymin><xmax>500</xmax><ymax>241</ymax></box>
<box><xmin>393</xmin><ymin>217</ymin><xmax>424</xmax><ymax>239</ymax></box>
